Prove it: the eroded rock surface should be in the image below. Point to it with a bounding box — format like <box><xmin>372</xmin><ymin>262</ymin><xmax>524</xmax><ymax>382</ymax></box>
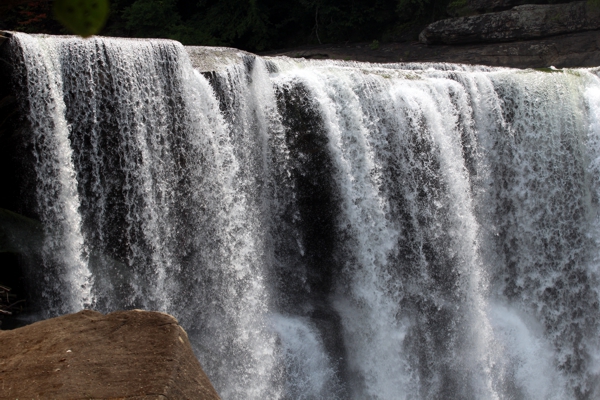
<box><xmin>0</xmin><ymin>310</ymin><xmax>221</xmax><ymax>399</ymax></box>
<box><xmin>421</xmin><ymin>1</ymin><xmax>600</xmax><ymax>44</ymax></box>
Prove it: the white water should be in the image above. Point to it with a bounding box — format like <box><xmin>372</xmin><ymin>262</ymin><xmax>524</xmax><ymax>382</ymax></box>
<box><xmin>9</xmin><ymin>33</ymin><xmax>600</xmax><ymax>399</ymax></box>
<box><xmin>14</xmin><ymin>35</ymin><xmax>92</xmax><ymax>314</ymax></box>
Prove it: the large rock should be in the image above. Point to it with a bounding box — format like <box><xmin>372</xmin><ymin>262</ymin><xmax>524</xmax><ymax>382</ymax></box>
<box><xmin>421</xmin><ymin>1</ymin><xmax>600</xmax><ymax>44</ymax></box>
<box><xmin>0</xmin><ymin>310</ymin><xmax>221</xmax><ymax>399</ymax></box>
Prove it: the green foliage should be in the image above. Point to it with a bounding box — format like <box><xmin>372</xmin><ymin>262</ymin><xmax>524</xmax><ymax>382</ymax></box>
<box><xmin>301</xmin><ymin>0</ymin><xmax>399</xmax><ymax>44</ymax></box>
<box><xmin>396</xmin><ymin>0</ymin><xmax>450</xmax><ymax>25</ymax></box>
<box><xmin>100</xmin><ymin>0</ymin><xmax>410</xmax><ymax>50</ymax></box>
<box><xmin>192</xmin><ymin>0</ymin><xmax>272</xmax><ymax>50</ymax></box>
<box><xmin>446</xmin><ymin>0</ymin><xmax>473</xmax><ymax>17</ymax></box>
<box><xmin>121</xmin><ymin>0</ymin><xmax>180</xmax><ymax>37</ymax></box>
<box><xmin>448</xmin><ymin>0</ymin><xmax>467</xmax><ymax>7</ymax></box>
<box><xmin>589</xmin><ymin>0</ymin><xmax>600</xmax><ymax>8</ymax></box>
<box><xmin>2</xmin><ymin>0</ymin><xmax>457</xmax><ymax>51</ymax></box>
<box><xmin>53</xmin><ymin>0</ymin><xmax>110</xmax><ymax>37</ymax></box>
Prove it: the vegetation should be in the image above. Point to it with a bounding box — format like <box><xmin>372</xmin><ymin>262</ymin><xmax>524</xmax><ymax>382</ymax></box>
<box><xmin>103</xmin><ymin>0</ymin><xmax>440</xmax><ymax>50</ymax></box>
<box><xmin>1</xmin><ymin>0</ymin><xmax>456</xmax><ymax>51</ymax></box>
<box><xmin>54</xmin><ymin>0</ymin><xmax>109</xmax><ymax>37</ymax></box>
<box><xmin>1</xmin><ymin>0</ymin><xmax>64</xmax><ymax>34</ymax></box>
<box><xmin>0</xmin><ymin>0</ymin><xmax>109</xmax><ymax>37</ymax></box>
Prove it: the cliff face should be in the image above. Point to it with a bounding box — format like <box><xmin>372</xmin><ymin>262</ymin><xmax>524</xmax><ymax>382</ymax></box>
<box><xmin>0</xmin><ymin>310</ymin><xmax>221</xmax><ymax>399</ymax></box>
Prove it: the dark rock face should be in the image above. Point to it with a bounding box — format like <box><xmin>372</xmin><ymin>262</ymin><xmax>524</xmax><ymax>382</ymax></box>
<box><xmin>0</xmin><ymin>31</ymin><xmax>34</xmax><ymax>329</ymax></box>
<box><xmin>421</xmin><ymin>1</ymin><xmax>600</xmax><ymax>44</ymax></box>
<box><xmin>263</xmin><ymin>30</ymin><xmax>600</xmax><ymax>68</ymax></box>
<box><xmin>0</xmin><ymin>31</ymin><xmax>23</xmax><ymax>218</ymax></box>
<box><xmin>0</xmin><ymin>310</ymin><xmax>221</xmax><ymax>399</ymax></box>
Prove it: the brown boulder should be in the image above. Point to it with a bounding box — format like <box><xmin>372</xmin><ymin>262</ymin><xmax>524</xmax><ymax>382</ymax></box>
<box><xmin>0</xmin><ymin>309</ymin><xmax>221</xmax><ymax>399</ymax></box>
<box><xmin>421</xmin><ymin>1</ymin><xmax>600</xmax><ymax>44</ymax></box>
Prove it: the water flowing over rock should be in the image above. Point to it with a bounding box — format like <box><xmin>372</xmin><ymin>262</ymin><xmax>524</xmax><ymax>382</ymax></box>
<box><xmin>420</xmin><ymin>1</ymin><xmax>600</xmax><ymax>45</ymax></box>
<box><xmin>3</xmin><ymin>32</ymin><xmax>600</xmax><ymax>399</ymax></box>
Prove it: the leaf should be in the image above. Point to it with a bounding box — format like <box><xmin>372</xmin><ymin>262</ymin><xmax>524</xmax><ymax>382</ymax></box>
<box><xmin>53</xmin><ymin>0</ymin><xmax>109</xmax><ymax>37</ymax></box>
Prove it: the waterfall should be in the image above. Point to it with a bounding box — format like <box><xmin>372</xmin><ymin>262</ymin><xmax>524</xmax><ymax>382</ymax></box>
<box><xmin>7</xmin><ymin>32</ymin><xmax>600</xmax><ymax>399</ymax></box>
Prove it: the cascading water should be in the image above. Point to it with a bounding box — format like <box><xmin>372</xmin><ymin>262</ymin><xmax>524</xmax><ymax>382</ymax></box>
<box><xmin>6</xmin><ymin>32</ymin><xmax>600</xmax><ymax>399</ymax></box>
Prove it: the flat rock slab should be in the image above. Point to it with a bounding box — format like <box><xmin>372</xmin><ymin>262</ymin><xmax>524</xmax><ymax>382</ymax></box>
<box><xmin>0</xmin><ymin>310</ymin><xmax>221</xmax><ymax>399</ymax></box>
<box><xmin>186</xmin><ymin>46</ymin><xmax>255</xmax><ymax>72</ymax></box>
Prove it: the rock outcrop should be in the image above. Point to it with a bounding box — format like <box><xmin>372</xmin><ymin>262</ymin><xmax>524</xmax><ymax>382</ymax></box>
<box><xmin>421</xmin><ymin>1</ymin><xmax>600</xmax><ymax>44</ymax></box>
<box><xmin>0</xmin><ymin>310</ymin><xmax>221</xmax><ymax>399</ymax></box>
